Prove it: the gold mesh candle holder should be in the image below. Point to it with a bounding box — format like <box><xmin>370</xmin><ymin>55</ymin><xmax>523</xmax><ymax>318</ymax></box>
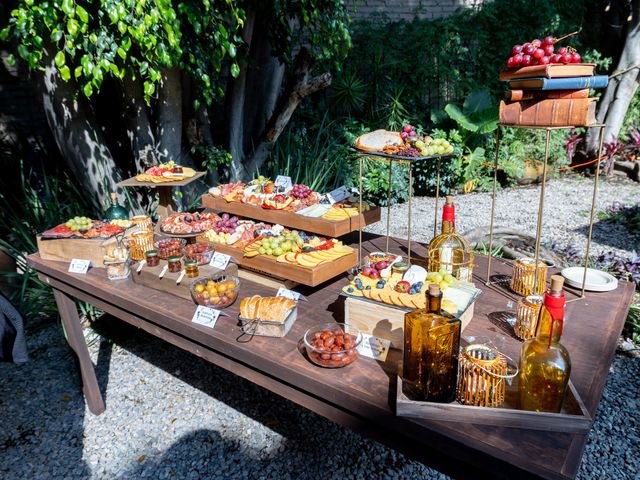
<box><xmin>456</xmin><ymin>344</ymin><xmax>517</xmax><ymax>408</ymax></box>
<box><xmin>127</xmin><ymin>230</ymin><xmax>154</xmax><ymax>261</ymax></box>
<box><xmin>515</xmin><ymin>295</ymin><xmax>544</xmax><ymax>340</ymax></box>
<box><xmin>510</xmin><ymin>258</ymin><xmax>547</xmax><ymax>296</ymax></box>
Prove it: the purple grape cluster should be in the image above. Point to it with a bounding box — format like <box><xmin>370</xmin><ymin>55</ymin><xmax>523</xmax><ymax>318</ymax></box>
<box><xmin>291</xmin><ymin>183</ymin><xmax>312</xmax><ymax>199</ymax></box>
<box><xmin>215</xmin><ymin>213</ymin><xmax>239</xmax><ymax>233</ymax></box>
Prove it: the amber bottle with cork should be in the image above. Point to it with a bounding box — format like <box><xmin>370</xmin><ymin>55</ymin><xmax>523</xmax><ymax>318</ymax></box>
<box><xmin>427</xmin><ymin>196</ymin><xmax>474</xmax><ymax>282</ymax></box>
<box><xmin>402</xmin><ymin>283</ymin><xmax>461</xmax><ymax>402</ymax></box>
<box><xmin>518</xmin><ymin>275</ymin><xmax>571</xmax><ymax>413</ymax></box>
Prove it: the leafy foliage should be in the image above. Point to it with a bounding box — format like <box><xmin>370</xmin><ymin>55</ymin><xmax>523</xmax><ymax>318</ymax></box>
<box><xmin>2</xmin><ymin>0</ymin><xmax>245</xmax><ymax>105</ymax></box>
<box><xmin>0</xmin><ymin>163</ymin><xmax>99</xmax><ymax>320</ymax></box>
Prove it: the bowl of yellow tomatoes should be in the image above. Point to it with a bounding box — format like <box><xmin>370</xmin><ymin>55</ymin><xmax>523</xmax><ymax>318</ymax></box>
<box><xmin>190</xmin><ymin>273</ymin><xmax>240</xmax><ymax>309</ymax></box>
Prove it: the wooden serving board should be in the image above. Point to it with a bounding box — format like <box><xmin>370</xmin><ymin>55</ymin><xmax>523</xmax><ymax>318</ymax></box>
<box><xmin>395</xmin><ymin>375</ymin><xmax>592</xmax><ymax>433</ymax></box>
<box><xmin>201</xmin><ymin>194</ymin><xmax>381</xmax><ymax>237</ymax></box>
<box><xmin>131</xmin><ymin>261</ymin><xmax>238</xmax><ymax>301</ymax></box>
<box><xmin>344</xmin><ymin>296</ymin><xmax>474</xmax><ymax>349</ymax></box>
<box><xmin>196</xmin><ymin>237</ymin><xmax>357</xmax><ymax>287</ymax></box>
<box><xmin>36</xmin><ymin>235</ymin><xmax>121</xmax><ymax>268</ymax></box>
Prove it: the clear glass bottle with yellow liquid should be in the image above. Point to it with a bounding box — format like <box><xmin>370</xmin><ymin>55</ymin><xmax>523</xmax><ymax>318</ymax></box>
<box><xmin>518</xmin><ymin>275</ymin><xmax>571</xmax><ymax>413</ymax></box>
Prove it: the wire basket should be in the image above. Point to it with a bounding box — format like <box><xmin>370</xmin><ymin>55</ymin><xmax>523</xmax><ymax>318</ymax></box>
<box><xmin>456</xmin><ymin>344</ymin><xmax>517</xmax><ymax>408</ymax></box>
<box><xmin>510</xmin><ymin>258</ymin><xmax>547</xmax><ymax>296</ymax></box>
<box><xmin>515</xmin><ymin>295</ymin><xmax>544</xmax><ymax>340</ymax></box>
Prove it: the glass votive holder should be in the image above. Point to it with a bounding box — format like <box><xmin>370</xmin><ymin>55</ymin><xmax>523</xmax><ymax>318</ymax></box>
<box><xmin>510</xmin><ymin>258</ymin><xmax>547</xmax><ymax>296</ymax></box>
<box><xmin>515</xmin><ymin>295</ymin><xmax>544</xmax><ymax>340</ymax></box>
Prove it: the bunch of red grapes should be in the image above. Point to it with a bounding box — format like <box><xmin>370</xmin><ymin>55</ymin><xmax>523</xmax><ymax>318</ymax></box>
<box><xmin>506</xmin><ymin>36</ymin><xmax>581</xmax><ymax>69</ymax></box>
<box><xmin>291</xmin><ymin>183</ymin><xmax>312</xmax><ymax>199</ymax></box>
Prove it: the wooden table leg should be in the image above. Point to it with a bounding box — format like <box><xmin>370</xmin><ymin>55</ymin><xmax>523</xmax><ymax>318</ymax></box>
<box><xmin>53</xmin><ymin>289</ymin><xmax>106</xmax><ymax>415</ymax></box>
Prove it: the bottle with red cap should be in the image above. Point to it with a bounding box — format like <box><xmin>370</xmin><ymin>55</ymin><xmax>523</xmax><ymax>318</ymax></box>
<box><xmin>518</xmin><ymin>275</ymin><xmax>572</xmax><ymax>413</ymax></box>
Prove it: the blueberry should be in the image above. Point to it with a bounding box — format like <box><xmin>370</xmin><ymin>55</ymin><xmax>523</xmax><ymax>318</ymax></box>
<box><xmin>356</xmin><ymin>283</ymin><xmax>364</xmax><ymax>291</ymax></box>
<box><xmin>365</xmin><ymin>285</ymin><xmax>371</xmax><ymax>290</ymax></box>
<box><xmin>376</xmin><ymin>282</ymin><xmax>384</xmax><ymax>289</ymax></box>
<box><xmin>347</xmin><ymin>287</ymin><xmax>354</xmax><ymax>293</ymax></box>
<box><xmin>409</xmin><ymin>288</ymin><xmax>416</xmax><ymax>295</ymax></box>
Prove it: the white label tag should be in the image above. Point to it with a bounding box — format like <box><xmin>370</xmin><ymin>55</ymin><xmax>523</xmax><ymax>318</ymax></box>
<box><xmin>327</xmin><ymin>186</ymin><xmax>350</xmax><ymax>203</ymax></box>
<box><xmin>276</xmin><ymin>287</ymin><xmax>302</xmax><ymax>301</ymax></box>
<box><xmin>191</xmin><ymin>306</ymin><xmax>221</xmax><ymax>328</ymax></box>
<box><xmin>274</xmin><ymin>175</ymin><xmax>292</xmax><ymax>190</ymax></box>
<box><xmin>209</xmin><ymin>252</ymin><xmax>231</xmax><ymax>270</ymax></box>
<box><xmin>357</xmin><ymin>333</ymin><xmax>391</xmax><ymax>362</ymax></box>
<box><xmin>68</xmin><ymin>259</ymin><xmax>90</xmax><ymax>274</ymax></box>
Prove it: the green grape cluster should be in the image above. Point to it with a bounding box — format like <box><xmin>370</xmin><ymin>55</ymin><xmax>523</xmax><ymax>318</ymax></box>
<box><xmin>65</xmin><ymin>216</ymin><xmax>93</xmax><ymax>231</ymax></box>
<box><xmin>415</xmin><ymin>138</ymin><xmax>455</xmax><ymax>157</ymax></box>
<box><xmin>258</xmin><ymin>231</ymin><xmax>304</xmax><ymax>256</ymax></box>
<box><xmin>426</xmin><ymin>269</ymin><xmax>457</xmax><ymax>291</ymax></box>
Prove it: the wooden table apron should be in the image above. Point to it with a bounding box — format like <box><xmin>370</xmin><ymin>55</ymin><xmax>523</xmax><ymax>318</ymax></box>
<box><xmin>27</xmin><ymin>235</ymin><xmax>635</xmax><ymax>480</ymax></box>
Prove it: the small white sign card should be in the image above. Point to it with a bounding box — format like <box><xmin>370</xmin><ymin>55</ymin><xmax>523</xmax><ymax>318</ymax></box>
<box><xmin>357</xmin><ymin>333</ymin><xmax>391</xmax><ymax>362</ymax></box>
<box><xmin>209</xmin><ymin>252</ymin><xmax>231</xmax><ymax>270</ymax></box>
<box><xmin>327</xmin><ymin>186</ymin><xmax>350</xmax><ymax>204</ymax></box>
<box><xmin>68</xmin><ymin>258</ymin><xmax>91</xmax><ymax>274</ymax></box>
<box><xmin>274</xmin><ymin>175</ymin><xmax>293</xmax><ymax>190</ymax></box>
<box><xmin>276</xmin><ymin>287</ymin><xmax>304</xmax><ymax>302</ymax></box>
<box><xmin>191</xmin><ymin>306</ymin><xmax>221</xmax><ymax>329</ymax></box>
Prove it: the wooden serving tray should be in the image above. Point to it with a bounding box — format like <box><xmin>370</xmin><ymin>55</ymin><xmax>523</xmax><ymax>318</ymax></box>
<box><xmin>36</xmin><ymin>235</ymin><xmax>120</xmax><ymax>268</ymax></box>
<box><xmin>196</xmin><ymin>237</ymin><xmax>357</xmax><ymax>287</ymax></box>
<box><xmin>201</xmin><ymin>194</ymin><xmax>381</xmax><ymax>237</ymax></box>
<box><xmin>131</xmin><ymin>261</ymin><xmax>238</xmax><ymax>300</ymax></box>
<box><xmin>395</xmin><ymin>375</ymin><xmax>592</xmax><ymax>433</ymax></box>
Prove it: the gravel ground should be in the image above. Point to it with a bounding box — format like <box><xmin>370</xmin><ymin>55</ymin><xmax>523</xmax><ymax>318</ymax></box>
<box><xmin>1</xmin><ymin>175</ymin><xmax>638</xmax><ymax>479</ymax></box>
<box><xmin>367</xmin><ymin>176</ymin><xmax>640</xmax><ymax>258</ymax></box>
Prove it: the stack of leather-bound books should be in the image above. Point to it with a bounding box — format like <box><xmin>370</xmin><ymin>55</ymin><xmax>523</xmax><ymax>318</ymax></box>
<box><xmin>499</xmin><ymin>63</ymin><xmax>608</xmax><ymax>127</ymax></box>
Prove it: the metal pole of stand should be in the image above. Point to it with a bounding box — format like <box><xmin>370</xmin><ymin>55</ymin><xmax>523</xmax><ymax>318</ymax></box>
<box><xmin>579</xmin><ymin>124</ymin><xmax>606</xmax><ymax>299</ymax></box>
<box><xmin>408</xmin><ymin>161</ymin><xmax>413</xmax><ymax>262</ymax></box>
<box><xmin>359</xmin><ymin>155</ymin><xmax>364</xmax><ymax>271</ymax></box>
<box><xmin>433</xmin><ymin>158</ymin><xmax>441</xmax><ymax>239</ymax></box>
<box><xmin>385</xmin><ymin>160</ymin><xmax>393</xmax><ymax>255</ymax></box>
<box><xmin>486</xmin><ymin>128</ymin><xmax>501</xmax><ymax>285</ymax></box>
<box><xmin>532</xmin><ymin>128</ymin><xmax>551</xmax><ymax>291</ymax></box>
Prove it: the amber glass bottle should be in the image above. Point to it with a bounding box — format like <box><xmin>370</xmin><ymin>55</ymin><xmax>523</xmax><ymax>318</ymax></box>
<box><xmin>518</xmin><ymin>275</ymin><xmax>571</xmax><ymax>413</ymax></box>
<box><xmin>402</xmin><ymin>284</ymin><xmax>461</xmax><ymax>402</ymax></box>
<box><xmin>427</xmin><ymin>196</ymin><xmax>474</xmax><ymax>282</ymax></box>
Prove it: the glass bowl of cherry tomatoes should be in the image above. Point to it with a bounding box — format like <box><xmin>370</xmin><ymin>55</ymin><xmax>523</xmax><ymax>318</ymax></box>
<box><xmin>190</xmin><ymin>274</ymin><xmax>240</xmax><ymax>309</ymax></box>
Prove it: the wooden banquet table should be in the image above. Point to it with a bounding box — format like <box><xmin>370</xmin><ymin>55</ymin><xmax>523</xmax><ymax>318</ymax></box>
<box><xmin>28</xmin><ymin>234</ymin><xmax>635</xmax><ymax>480</ymax></box>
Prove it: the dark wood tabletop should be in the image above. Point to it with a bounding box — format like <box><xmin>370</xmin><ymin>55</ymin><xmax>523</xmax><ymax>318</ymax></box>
<box><xmin>27</xmin><ymin>233</ymin><xmax>636</xmax><ymax>480</ymax></box>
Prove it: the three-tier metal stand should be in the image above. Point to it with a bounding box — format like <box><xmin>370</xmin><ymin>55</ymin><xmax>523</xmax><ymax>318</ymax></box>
<box><xmin>350</xmin><ymin>148</ymin><xmax>457</xmax><ymax>269</ymax></box>
<box><xmin>484</xmin><ymin>123</ymin><xmax>606</xmax><ymax>303</ymax></box>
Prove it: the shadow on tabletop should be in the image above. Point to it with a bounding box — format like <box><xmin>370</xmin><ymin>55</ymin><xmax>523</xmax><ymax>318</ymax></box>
<box><xmin>0</xmin><ymin>315</ymin><xmax>113</xmax><ymax>479</ymax></box>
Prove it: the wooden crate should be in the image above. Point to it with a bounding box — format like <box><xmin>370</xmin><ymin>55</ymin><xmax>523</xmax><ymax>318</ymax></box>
<box><xmin>197</xmin><ymin>237</ymin><xmax>357</xmax><ymax>287</ymax></box>
<box><xmin>344</xmin><ymin>296</ymin><xmax>474</xmax><ymax>349</ymax></box>
<box><xmin>131</xmin><ymin>262</ymin><xmax>238</xmax><ymax>300</ymax></box>
<box><xmin>36</xmin><ymin>236</ymin><xmax>120</xmax><ymax>268</ymax></box>
<box><xmin>201</xmin><ymin>194</ymin><xmax>381</xmax><ymax>237</ymax></box>
<box><xmin>395</xmin><ymin>375</ymin><xmax>592</xmax><ymax>433</ymax></box>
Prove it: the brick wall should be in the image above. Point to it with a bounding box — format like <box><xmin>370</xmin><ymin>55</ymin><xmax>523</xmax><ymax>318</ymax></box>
<box><xmin>350</xmin><ymin>0</ymin><xmax>483</xmax><ymax>21</ymax></box>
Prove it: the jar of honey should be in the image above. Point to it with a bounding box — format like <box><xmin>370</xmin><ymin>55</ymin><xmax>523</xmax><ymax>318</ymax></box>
<box><xmin>145</xmin><ymin>250</ymin><xmax>159</xmax><ymax>267</ymax></box>
<box><xmin>184</xmin><ymin>259</ymin><xmax>199</xmax><ymax>278</ymax></box>
<box><xmin>167</xmin><ymin>255</ymin><xmax>182</xmax><ymax>273</ymax></box>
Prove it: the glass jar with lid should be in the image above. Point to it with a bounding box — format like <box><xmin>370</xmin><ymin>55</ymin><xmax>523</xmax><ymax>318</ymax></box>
<box><xmin>184</xmin><ymin>259</ymin><xmax>199</xmax><ymax>278</ymax></box>
<box><xmin>167</xmin><ymin>255</ymin><xmax>182</xmax><ymax>273</ymax></box>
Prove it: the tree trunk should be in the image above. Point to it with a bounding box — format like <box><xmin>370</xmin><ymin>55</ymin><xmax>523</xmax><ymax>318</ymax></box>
<box><xmin>587</xmin><ymin>1</ymin><xmax>640</xmax><ymax>152</ymax></box>
<box><xmin>39</xmin><ymin>46</ymin><xmax>121</xmax><ymax>210</ymax></box>
<box><xmin>122</xmin><ymin>76</ymin><xmax>156</xmax><ymax>172</ymax></box>
<box><xmin>225</xmin><ymin>5</ymin><xmax>257</xmax><ymax>180</ymax></box>
<box><xmin>240</xmin><ymin>48</ymin><xmax>332</xmax><ymax>179</ymax></box>
<box><xmin>156</xmin><ymin>67</ymin><xmax>184</xmax><ymax>164</ymax></box>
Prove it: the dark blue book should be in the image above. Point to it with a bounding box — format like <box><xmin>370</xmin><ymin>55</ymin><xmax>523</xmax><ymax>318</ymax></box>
<box><xmin>508</xmin><ymin>76</ymin><xmax>608</xmax><ymax>90</ymax></box>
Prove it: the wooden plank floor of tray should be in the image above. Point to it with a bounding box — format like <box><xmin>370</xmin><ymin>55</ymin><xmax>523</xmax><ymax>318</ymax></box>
<box><xmin>201</xmin><ymin>194</ymin><xmax>381</xmax><ymax>237</ymax></box>
<box><xmin>28</xmin><ymin>232</ymin><xmax>636</xmax><ymax>480</ymax></box>
<box><xmin>196</xmin><ymin>236</ymin><xmax>357</xmax><ymax>287</ymax></box>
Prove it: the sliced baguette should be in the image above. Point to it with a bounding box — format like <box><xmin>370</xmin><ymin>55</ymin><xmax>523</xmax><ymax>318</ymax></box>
<box><xmin>355</xmin><ymin>129</ymin><xmax>403</xmax><ymax>152</ymax></box>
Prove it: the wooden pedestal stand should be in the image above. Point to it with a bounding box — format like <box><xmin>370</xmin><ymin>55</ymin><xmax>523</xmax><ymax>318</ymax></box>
<box><xmin>117</xmin><ymin>172</ymin><xmax>207</xmax><ymax>219</ymax></box>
